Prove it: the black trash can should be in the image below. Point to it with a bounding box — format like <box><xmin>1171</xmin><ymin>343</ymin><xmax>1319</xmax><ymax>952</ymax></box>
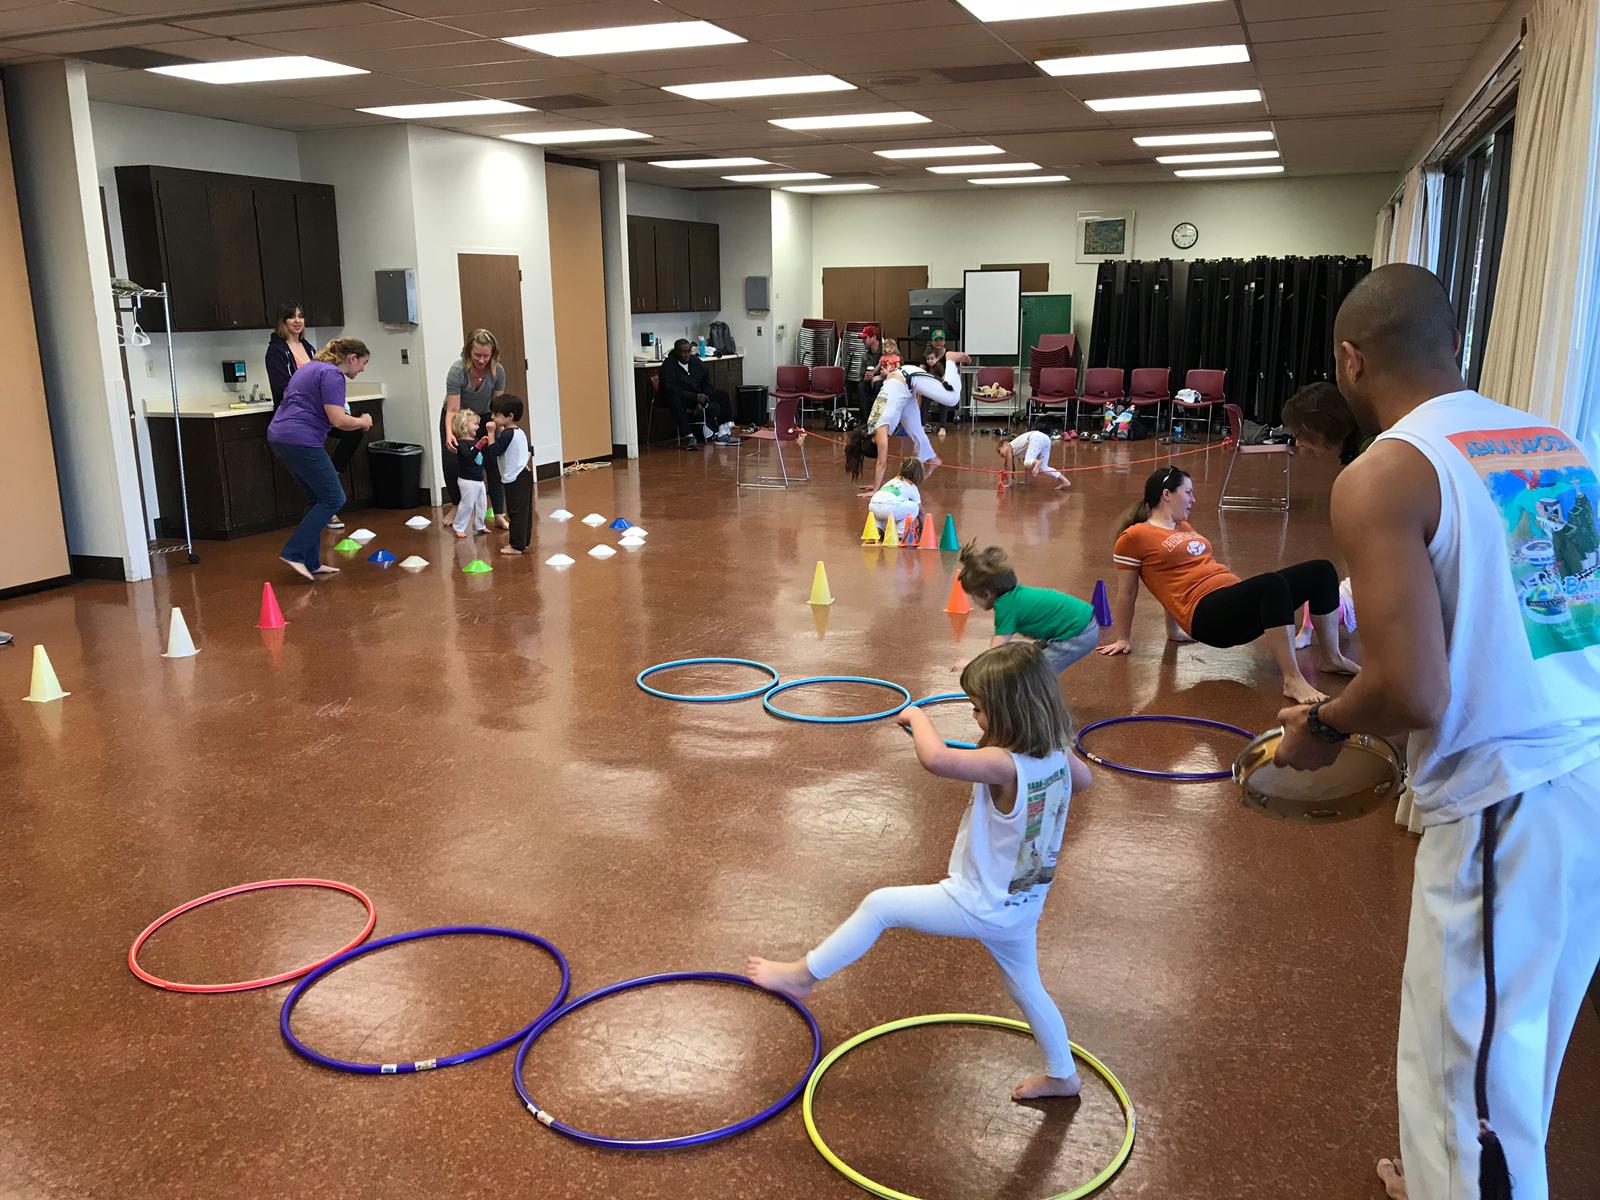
<box><xmin>736</xmin><ymin>384</ymin><xmax>768</xmax><ymax>426</ymax></box>
<box><xmin>367</xmin><ymin>441</ymin><xmax>423</xmax><ymax>509</ymax></box>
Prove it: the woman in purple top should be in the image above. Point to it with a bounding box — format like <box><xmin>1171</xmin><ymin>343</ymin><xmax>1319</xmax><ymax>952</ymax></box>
<box><xmin>266</xmin><ymin>337</ymin><xmax>372</xmax><ymax>581</ymax></box>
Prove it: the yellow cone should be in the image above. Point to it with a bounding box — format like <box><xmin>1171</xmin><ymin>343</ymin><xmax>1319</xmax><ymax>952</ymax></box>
<box><xmin>860</xmin><ymin>511</ymin><xmax>880</xmax><ymax>544</ymax></box>
<box><xmin>23</xmin><ymin>644</ymin><xmax>69</xmax><ymax>703</ymax></box>
<box><xmin>162</xmin><ymin>606</ymin><xmax>200</xmax><ymax>658</ymax></box>
<box><xmin>882</xmin><ymin>515</ymin><xmax>901</xmax><ymax>548</ymax></box>
<box><xmin>808</xmin><ymin>560</ymin><xmax>834</xmax><ymax>606</ymax></box>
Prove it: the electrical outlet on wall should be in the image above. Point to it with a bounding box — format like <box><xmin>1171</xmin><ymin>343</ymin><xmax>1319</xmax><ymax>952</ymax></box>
<box><xmin>401</xmin><ymin>349</ymin><xmax>409</xmax><ymax>365</ymax></box>
<box><xmin>756</xmin><ymin>325</ymin><xmax>763</xmax><ymax>337</ymax></box>
<box><xmin>145</xmin><ymin>360</ymin><xmax>155</xmax><ymax>378</ymax></box>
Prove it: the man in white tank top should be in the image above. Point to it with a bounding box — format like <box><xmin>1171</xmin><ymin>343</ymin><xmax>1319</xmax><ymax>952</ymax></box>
<box><xmin>1274</xmin><ymin>265</ymin><xmax>1600</xmax><ymax>1200</ymax></box>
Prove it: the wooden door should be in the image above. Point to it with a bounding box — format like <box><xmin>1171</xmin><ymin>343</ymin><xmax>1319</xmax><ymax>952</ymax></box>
<box><xmin>627</xmin><ymin>216</ymin><xmax>657</xmax><ymax>312</ymax></box>
<box><xmin>456</xmin><ymin>252</ymin><xmax>528</xmax><ymax>419</ymax></box>
<box><xmin>546</xmin><ymin>162</ymin><xmax>613</xmax><ymax>461</ymax></box>
<box><xmin>207</xmin><ymin>180</ymin><xmax>265</xmax><ymax>329</ymax></box>
<box><xmin>687</xmin><ymin>223</ymin><xmax>719</xmax><ymax>311</ymax></box>
<box><xmin>873</xmin><ymin>266</ymin><xmax>928</xmax><ymax>344</ymax></box>
<box><xmin>295</xmin><ymin>185</ymin><xmax>343</xmax><ymax>327</ymax></box>
<box><xmin>154</xmin><ymin>174</ymin><xmax>217</xmax><ymax>330</ymax></box>
<box><xmin>654</xmin><ymin>220</ymin><xmax>691</xmax><ymax>312</ymax></box>
<box><xmin>254</xmin><ymin>185</ymin><xmax>303</xmax><ymax>318</ymax></box>
<box><xmin>821</xmin><ymin>266</ymin><xmax>875</xmax><ymax>329</ymax></box>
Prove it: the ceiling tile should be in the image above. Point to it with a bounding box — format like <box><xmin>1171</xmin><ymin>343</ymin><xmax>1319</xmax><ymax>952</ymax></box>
<box><xmin>240</xmin><ymin>20</ymin><xmax>478</xmax><ymax>54</ymax></box>
<box><xmin>171</xmin><ymin>2</ymin><xmax>405</xmax><ymax>35</ymax></box>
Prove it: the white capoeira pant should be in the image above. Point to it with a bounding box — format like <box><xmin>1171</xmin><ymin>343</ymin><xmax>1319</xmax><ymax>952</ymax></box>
<box><xmin>870</xmin><ymin>361</ymin><xmax>961</xmax><ymax>464</ymax></box>
<box><xmin>1009</xmin><ymin>430</ymin><xmax>1066</xmax><ymax>482</ymax></box>
<box><xmin>1397</xmin><ymin>754</ymin><xmax>1600</xmax><ymax>1200</ymax></box>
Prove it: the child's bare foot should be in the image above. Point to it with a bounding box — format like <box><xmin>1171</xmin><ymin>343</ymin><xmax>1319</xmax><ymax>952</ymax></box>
<box><xmin>1314</xmin><ymin>651</ymin><xmax>1361</xmax><ymax>676</ymax></box>
<box><xmin>1376</xmin><ymin>1158</ymin><xmax>1406</xmax><ymax>1198</ymax></box>
<box><xmin>497</xmin><ymin>515</ymin><xmax>510</xmax><ymax>530</ymax></box>
<box><xmin>1283</xmin><ymin>674</ymin><xmax>1329</xmax><ymax>705</ymax></box>
<box><xmin>312</xmin><ymin>564</ymin><xmax>340</xmax><ymax>575</ymax></box>
<box><xmin>1011</xmin><ymin>1072</ymin><xmax>1081</xmax><ymax>1102</ymax></box>
<box><xmin>1053</xmin><ymin>477</ymin><xmax>1071</xmax><ymax>490</ymax></box>
<box><xmin>746</xmin><ymin>956</ymin><xmax>816</xmax><ymax>1001</ymax></box>
<box><xmin>473</xmin><ymin>526</ymin><xmax>488</xmax><ymax>535</ymax></box>
<box><xmin>499</xmin><ymin>546</ymin><xmax>523</xmax><ymax>556</ymax></box>
<box><xmin>279</xmin><ymin>556</ymin><xmax>314</xmax><ymax>582</ymax></box>
<box><xmin>452</xmin><ymin>529</ymin><xmax>467</xmax><ymax>540</ymax></box>
<box><xmin>924</xmin><ymin>458</ymin><xmax>941</xmax><ymax>480</ymax></box>
<box><xmin>1168</xmin><ymin>627</ymin><xmax>1195</xmax><ymax>644</ymax></box>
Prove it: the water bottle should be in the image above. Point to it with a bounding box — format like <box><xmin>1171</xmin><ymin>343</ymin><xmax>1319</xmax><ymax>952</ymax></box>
<box><xmin>698</xmin><ymin>335</ymin><xmax>707</xmax><ymax>357</ymax></box>
<box><xmin>1173</xmin><ymin>420</ymin><xmax>1185</xmax><ymax>443</ymax></box>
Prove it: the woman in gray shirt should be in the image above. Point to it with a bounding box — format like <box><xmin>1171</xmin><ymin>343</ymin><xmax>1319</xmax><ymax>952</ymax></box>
<box><xmin>440</xmin><ymin>328</ymin><xmax>508</xmax><ymax>524</ymax></box>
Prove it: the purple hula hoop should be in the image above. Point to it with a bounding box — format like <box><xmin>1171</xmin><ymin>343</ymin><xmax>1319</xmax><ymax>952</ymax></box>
<box><xmin>1075</xmin><ymin>714</ymin><xmax>1253</xmax><ymax>782</ymax></box>
<box><xmin>513</xmin><ymin>970</ymin><xmax>822</xmax><ymax>1150</ymax></box>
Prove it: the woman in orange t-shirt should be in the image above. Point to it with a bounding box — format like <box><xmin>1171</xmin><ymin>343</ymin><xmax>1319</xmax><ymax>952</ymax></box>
<box><xmin>1096</xmin><ymin>466</ymin><xmax>1360</xmax><ymax>703</ymax></box>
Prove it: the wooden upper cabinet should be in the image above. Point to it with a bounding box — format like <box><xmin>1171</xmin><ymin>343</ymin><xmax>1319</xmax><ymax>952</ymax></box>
<box><xmin>654</xmin><ymin>220</ymin><xmax>692</xmax><ymax>312</ymax></box>
<box><xmin>294</xmin><ymin>184</ymin><xmax>343</xmax><ymax>328</ymax></box>
<box><xmin>146</xmin><ymin>173</ymin><xmax>217</xmax><ymax>331</ymax></box>
<box><xmin>208</xmin><ymin>182</ymin><xmax>266</xmax><ymax>329</ymax></box>
<box><xmin>254</xmin><ymin>185</ymin><xmax>303</xmax><ymax>324</ymax></box>
<box><xmin>626</xmin><ymin>215</ymin><xmax>657</xmax><ymax>313</ymax></box>
<box><xmin>687</xmin><ymin>223</ymin><xmax>720</xmax><ymax>312</ymax></box>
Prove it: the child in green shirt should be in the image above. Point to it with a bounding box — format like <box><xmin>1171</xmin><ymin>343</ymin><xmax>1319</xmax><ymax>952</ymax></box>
<box><xmin>954</xmin><ymin>543</ymin><xmax>1099</xmax><ymax>675</ymax></box>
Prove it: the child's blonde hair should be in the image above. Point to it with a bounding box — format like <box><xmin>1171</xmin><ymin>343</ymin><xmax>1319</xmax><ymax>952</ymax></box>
<box><xmin>896</xmin><ymin>456</ymin><xmax>924</xmax><ymax>486</ymax></box>
<box><xmin>959</xmin><ymin>642</ymin><xmax>1073</xmax><ymax>758</ymax></box>
<box><xmin>957</xmin><ymin>540</ymin><xmax>1017</xmax><ymax>602</ymax></box>
<box><xmin>450</xmin><ymin>408</ymin><xmax>480</xmax><ymax>440</ymax></box>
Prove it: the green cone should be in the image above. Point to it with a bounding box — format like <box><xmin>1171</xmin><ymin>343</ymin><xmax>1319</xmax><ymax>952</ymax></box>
<box><xmin>333</xmin><ymin>538</ymin><xmax>362</xmax><ymax>552</ymax></box>
<box><xmin>462</xmin><ymin>559</ymin><xmax>493</xmax><ymax>574</ymax></box>
<box><xmin>485</xmin><ymin>506</ymin><xmax>496</xmax><ymax>520</ymax></box>
<box><xmin>938</xmin><ymin>513</ymin><xmax>960</xmax><ymax>552</ymax></box>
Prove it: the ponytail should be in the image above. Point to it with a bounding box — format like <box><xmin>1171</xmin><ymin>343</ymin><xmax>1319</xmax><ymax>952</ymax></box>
<box><xmin>315</xmin><ymin>336</ymin><xmax>369</xmax><ymax>364</ymax></box>
<box><xmin>1117</xmin><ymin>466</ymin><xmax>1190</xmax><ymax>535</ymax></box>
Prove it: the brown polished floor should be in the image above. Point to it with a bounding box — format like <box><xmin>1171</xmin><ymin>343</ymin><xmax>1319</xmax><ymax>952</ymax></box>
<box><xmin>3</xmin><ymin>430</ymin><xmax>1597</xmax><ymax>1200</ymax></box>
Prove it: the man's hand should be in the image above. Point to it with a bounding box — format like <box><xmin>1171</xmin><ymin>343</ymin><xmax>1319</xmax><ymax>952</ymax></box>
<box><xmin>1272</xmin><ymin>703</ymin><xmax>1343</xmax><ymax>770</ymax></box>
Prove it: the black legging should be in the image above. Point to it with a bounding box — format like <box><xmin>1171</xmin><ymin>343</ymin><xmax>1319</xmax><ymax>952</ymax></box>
<box><xmin>1189</xmin><ymin>559</ymin><xmax>1339</xmax><ymax>648</ymax></box>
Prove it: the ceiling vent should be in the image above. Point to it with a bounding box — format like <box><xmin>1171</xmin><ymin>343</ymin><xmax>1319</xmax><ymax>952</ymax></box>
<box><xmin>931</xmin><ymin>63</ymin><xmax>1040</xmax><ymax>84</ymax></box>
<box><xmin>513</xmin><ymin>93</ymin><xmax>608</xmax><ymax>110</ymax></box>
<box><xmin>76</xmin><ymin>48</ymin><xmax>200</xmax><ymax>69</ymax></box>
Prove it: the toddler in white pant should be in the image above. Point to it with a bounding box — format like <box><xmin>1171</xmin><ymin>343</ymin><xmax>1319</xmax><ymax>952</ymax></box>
<box><xmin>449</xmin><ymin>409</ymin><xmax>490</xmax><ymax>538</ymax></box>
<box><xmin>749</xmin><ymin>641</ymin><xmax>1093</xmax><ymax>1101</ymax></box>
<box><xmin>1000</xmin><ymin>427</ymin><xmax>1070</xmax><ymax>489</ymax></box>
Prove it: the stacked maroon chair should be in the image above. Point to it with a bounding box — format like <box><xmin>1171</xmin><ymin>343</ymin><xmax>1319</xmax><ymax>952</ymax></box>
<box><xmin>1026</xmin><ymin>333</ymin><xmax>1077</xmax><ymax>395</ymax></box>
<box><xmin>1078</xmin><ymin>367</ymin><xmax>1126</xmax><ymax>434</ymax></box>
<box><xmin>1128</xmin><ymin>367</ymin><xmax>1171</xmax><ymax>432</ymax></box>
<box><xmin>1028</xmin><ymin>367</ymin><xmax>1078</xmax><ymax>425</ymax></box>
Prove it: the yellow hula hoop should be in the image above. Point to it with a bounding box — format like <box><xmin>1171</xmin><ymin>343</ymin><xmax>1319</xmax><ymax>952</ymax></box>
<box><xmin>802</xmin><ymin>1014</ymin><xmax>1136</xmax><ymax>1200</ymax></box>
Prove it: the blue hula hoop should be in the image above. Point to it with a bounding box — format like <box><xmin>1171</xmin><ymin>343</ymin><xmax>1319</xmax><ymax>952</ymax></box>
<box><xmin>637</xmin><ymin>658</ymin><xmax>780</xmax><ymax>703</ymax></box>
<box><xmin>1074</xmin><ymin>714</ymin><xmax>1254</xmax><ymax>782</ymax></box>
<box><xmin>763</xmin><ymin>676</ymin><xmax>912</xmax><ymax>724</ymax></box>
<box><xmin>513</xmin><ymin>971</ymin><xmax>823</xmax><ymax>1150</ymax></box>
<box><xmin>280</xmin><ymin>925</ymin><xmax>570</xmax><ymax>1075</ymax></box>
<box><xmin>906</xmin><ymin>693</ymin><xmax>979</xmax><ymax>749</ymax></box>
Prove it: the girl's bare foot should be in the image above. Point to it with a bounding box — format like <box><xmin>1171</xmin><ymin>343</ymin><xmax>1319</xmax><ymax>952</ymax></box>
<box><xmin>924</xmin><ymin>458</ymin><xmax>942</xmax><ymax>480</ymax></box>
<box><xmin>746</xmin><ymin>956</ymin><xmax>816</xmax><ymax>1001</ymax></box>
<box><xmin>1053</xmin><ymin>478</ymin><xmax>1071</xmax><ymax>490</ymax></box>
<box><xmin>497</xmin><ymin>515</ymin><xmax>510</xmax><ymax>530</ymax></box>
<box><xmin>1011</xmin><ymin>1072</ymin><xmax>1081</xmax><ymax>1102</ymax></box>
<box><xmin>313</xmin><ymin>565</ymin><xmax>340</xmax><ymax>575</ymax></box>
<box><xmin>499</xmin><ymin>546</ymin><xmax>524</xmax><ymax>556</ymax></box>
<box><xmin>1168</xmin><ymin>628</ymin><xmax>1195</xmax><ymax>644</ymax></box>
<box><xmin>1283</xmin><ymin>675</ymin><xmax>1329</xmax><ymax>705</ymax></box>
<box><xmin>442</xmin><ymin>506</ymin><xmax>456</xmax><ymax>524</ymax></box>
<box><xmin>279</xmin><ymin>556</ymin><xmax>314</xmax><ymax>582</ymax></box>
<box><xmin>1376</xmin><ymin>1158</ymin><xmax>1406</xmax><ymax>1198</ymax></box>
<box><xmin>1314</xmin><ymin>651</ymin><xmax>1361</xmax><ymax>676</ymax></box>
<box><xmin>452</xmin><ymin>529</ymin><xmax>467</xmax><ymax>540</ymax></box>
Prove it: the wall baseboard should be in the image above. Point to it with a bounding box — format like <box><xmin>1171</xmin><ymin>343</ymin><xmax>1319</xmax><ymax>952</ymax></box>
<box><xmin>70</xmin><ymin>555</ymin><xmax>124</xmax><ymax>582</ymax></box>
<box><xmin>0</xmin><ymin>574</ymin><xmax>73</xmax><ymax>601</ymax></box>
<box><xmin>535</xmin><ymin>461</ymin><xmax>561</xmax><ymax>482</ymax></box>
<box><xmin>611</xmin><ymin>443</ymin><xmax>630</xmax><ymax>459</ymax></box>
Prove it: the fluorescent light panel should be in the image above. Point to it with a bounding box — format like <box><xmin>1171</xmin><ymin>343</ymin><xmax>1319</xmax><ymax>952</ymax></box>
<box><xmin>1156</xmin><ymin>149</ymin><xmax>1280</xmax><ymax>164</ymax></box>
<box><xmin>1173</xmin><ymin>164</ymin><xmax>1285</xmax><ymax>177</ymax></box>
<box><xmin>782</xmin><ymin>183</ymin><xmax>879</xmax><ymax>193</ymax></box>
<box><xmin>927</xmin><ymin>161</ymin><xmax>1040</xmax><ymax>175</ymax></box>
<box><xmin>503</xmin><ymin>20</ymin><xmax>743</xmax><ymax>58</ymax></box>
<box><xmin>1086</xmin><ymin>88</ymin><xmax>1261</xmax><ymax>112</ymax></box>
<box><xmin>1038</xmin><ymin>44</ymin><xmax>1248</xmax><ymax>76</ymax></box>
<box><xmin>875</xmin><ymin>145</ymin><xmax>1003</xmax><ymax>160</ymax></box>
<box><xmin>771</xmin><ymin>111</ymin><xmax>930</xmax><ymax>130</ymax></box>
<box><xmin>361</xmin><ymin>99</ymin><xmax>533</xmax><ymax>119</ymax></box>
<box><xmin>973</xmin><ymin>175</ymin><xmax>1071</xmax><ymax>185</ymax></box>
<box><xmin>148</xmin><ymin>56</ymin><xmax>366</xmax><ymax>84</ymax></box>
<box><xmin>1134</xmin><ymin>130</ymin><xmax>1273</xmax><ymax>146</ymax></box>
<box><xmin>958</xmin><ymin>0</ymin><xmax>1225</xmax><ymax>20</ymax></box>
<box><xmin>649</xmin><ymin>157</ymin><xmax>769</xmax><ymax>169</ymax></box>
<box><xmin>664</xmin><ymin>75</ymin><xmax>853</xmax><ymax>100</ymax></box>
<box><xmin>502</xmin><ymin>128</ymin><xmax>648</xmax><ymax>144</ymax></box>
<box><xmin>723</xmin><ymin>172</ymin><xmax>829</xmax><ymax>182</ymax></box>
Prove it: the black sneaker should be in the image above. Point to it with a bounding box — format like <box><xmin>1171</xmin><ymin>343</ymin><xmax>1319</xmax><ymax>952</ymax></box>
<box><xmin>682</xmin><ymin>436</ymin><xmax>700</xmax><ymax>450</ymax></box>
<box><xmin>712</xmin><ymin>433</ymin><xmax>741</xmax><ymax>445</ymax></box>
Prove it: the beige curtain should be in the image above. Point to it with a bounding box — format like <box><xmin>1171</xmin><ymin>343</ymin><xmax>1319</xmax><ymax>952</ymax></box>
<box><xmin>1478</xmin><ymin>0</ymin><xmax>1600</xmax><ymax>425</ymax></box>
<box><xmin>1387</xmin><ymin>165</ymin><xmax>1447</xmax><ymax>269</ymax></box>
<box><xmin>1371</xmin><ymin>203</ymin><xmax>1396</xmax><ymax>267</ymax></box>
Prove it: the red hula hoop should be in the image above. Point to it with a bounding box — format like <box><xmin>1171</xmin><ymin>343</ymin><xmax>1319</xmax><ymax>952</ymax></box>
<box><xmin>129</xmin><ymin>878</ymin><xmax>378</xmax><ymax>993</ymax></box>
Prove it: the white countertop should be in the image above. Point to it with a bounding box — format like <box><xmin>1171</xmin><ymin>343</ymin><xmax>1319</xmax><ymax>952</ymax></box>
<box><xmin>146</xmin><ymin>383</ymin><xmax>386</xmax><ymax>419</ymax></box>
<box><xmin>633</xmin><ymin>353</ymin><xmax>744</xmax><ymax>368</ymax></box>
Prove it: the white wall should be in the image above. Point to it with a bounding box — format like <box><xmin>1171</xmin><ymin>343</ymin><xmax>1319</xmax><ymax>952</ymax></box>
<box><xmin>697</xmin><ymin>188</ymin><xmax>773</xmax><ymax>382</ymax></box>
<box><xmin>6</xmin><ymin>63</ymin><xmax>149</xmax><ymax>580</ymax></box>
<box><xmin>770</xmin><ymin>190</ymin><xmax>813</xmax><ymax>371</ymax></box>
<box><xmin>91</xmin><ymin>101</ymin><xmax>306</xmax><ymax>524</ymax></box>
<box><xmin>809</xmin><ymin>174</ymin><xmax>1395</xmax><ymax>347</ymax></box>
<box><xmin>407</xmin><ymin>126</ymin><xmax>562</xmax><ymax>488</ymax></box>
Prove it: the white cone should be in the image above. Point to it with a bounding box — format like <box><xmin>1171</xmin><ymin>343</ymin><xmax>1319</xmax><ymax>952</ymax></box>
<box><xmin>399</xmin><ymin>555</ymin><xmax>429</xmax><ymax>570</ymax></box>
<box><xmin>545</xmin><ymin>553</ymin><xmax>575</xmax><ymax>567</ymax></box>
<box><xmin>405</xmin><ymin>516</ymin><xmax>430</xmax><ymax>529</ymax></box>
<box><xmin>161</xmin><ymin>606</ymin><xmax>200</xmax><ymax>658</ymax></box>
<box><xmin>587</xmin><ymin>544</ymin><xmax>616</xmax><ymax>559</ymax></box>
<box><xmin>549</xmin><ymin>509</ymin><xmax>574</xmax><ymax>521</ymax></box>
<box><xmin>349</xmin><ymin>527</ymin><xmax>376</xmax><ymax>543</ymax></box>
<box><xmin>619</xmin><ymin>534</ymin><xmax>646</xmax><ymax>548</ymax></box>
<box><xmin>626</xmin><ymin>526</ymin><xmax>648</xmax><ymax>538</ymax></box>
<box><xmin>581</xmin><ymin>513</ymin><xmax>607</xmax><ymax>526</ymax></box>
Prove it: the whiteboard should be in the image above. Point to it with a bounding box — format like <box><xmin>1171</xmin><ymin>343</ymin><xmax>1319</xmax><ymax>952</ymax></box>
<box><xmin>962</xmin><ymin>269</ymin><xmax>1022</xmax><ymax>356</ymax></box>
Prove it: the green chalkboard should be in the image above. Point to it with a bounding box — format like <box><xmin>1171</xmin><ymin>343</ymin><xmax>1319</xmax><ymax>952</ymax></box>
<box><xmin>1020</xmin><ymin>294</ymin><xmax>1073</xmax><ymax>374</ymax></box>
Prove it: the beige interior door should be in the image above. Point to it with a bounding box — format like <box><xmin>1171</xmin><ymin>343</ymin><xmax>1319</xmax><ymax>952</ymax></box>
<box><xmin>544</xmin><ymin>162</ymin><xmax>612</xmax><ymax>462</ymax></box>
<box><xmin>457</xmin><ymin>252</ymin><xmax>528</xmax><ymax>424</ymax></box>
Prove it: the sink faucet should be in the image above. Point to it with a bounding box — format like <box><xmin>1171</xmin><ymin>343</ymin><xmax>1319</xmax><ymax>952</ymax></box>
<box><xmin>250</xmin><ymin>384</ymin><xmax>262</xmax><ymax>403</ymax></box>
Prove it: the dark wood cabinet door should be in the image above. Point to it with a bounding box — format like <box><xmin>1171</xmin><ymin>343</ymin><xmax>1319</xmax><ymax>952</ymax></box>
<box><xmin>627</xmin><ymin>216</ymin><xmax>657</xmax><ymax>313</ymax></box>
<box><xmin>688</xmin><ymin>224</ymin><xmax>720</xmax><ymax>311</ymax></box>
<box><xmin>295</xmin><ymin>185</ymin><xmax>344</xmax><ymax>327</ymax></box>
<box><xmin>221</xmin><ymin>436</ymin><xmax>276</xmax><ymax>528</ymax></box>
<box><xmin>254</xmin><ymin>185</ymin><xmax>303</xmax><ymax>320</ymax></box>
<box><xmin>153</xmin><ymin>175</ymin><xmax>219</xmax><ymax>331</ymax></box>
<box><xmin>655</xmin><ymin>221</ymin><xmax>692</xmax><ymax>312</ymax></box>
<box><xmin>207</xmin><ymin>181</ymin><xmax>267</xmax><ymax>329</ymax></box>
<box><xmin>272</xmin><ymin>452</ymin><xmax>306</xmax><ymax>523</ymax></box>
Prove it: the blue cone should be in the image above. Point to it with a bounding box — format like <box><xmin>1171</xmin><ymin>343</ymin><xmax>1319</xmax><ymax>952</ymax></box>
<box><xmin>608</xmin><ymin>517</ymin><xmax>633</xmax><ymax>531</ymax></box>
<box><xmin>1092</xmin><ymin>578</ymin><xmax>1113</xmax><ymax>628</ymax></box>
<box><xmin>368</xmin><ymin>549</ymin><xmax>397</xmax><ymax>564</ymax></box>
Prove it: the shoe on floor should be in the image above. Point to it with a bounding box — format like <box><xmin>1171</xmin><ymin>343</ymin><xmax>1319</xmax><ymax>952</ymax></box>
<box><xmin>327</xmin><ymin>516</ymin><xmax>345</xmax><ymax>529</ymax></box>
<box><xmin>712</xmin><ymin>433</ymin><xmax>741</xmax><ymax>445</ymax></box>
<box><xmin>682</xmin><ymin>436</ymin><xmax>700</xmax><ymax>450</ymax></box>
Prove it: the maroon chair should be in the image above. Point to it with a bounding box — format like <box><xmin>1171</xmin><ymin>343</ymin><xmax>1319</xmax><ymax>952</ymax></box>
<box><xmin>1078</xmin><ymin>367</ymin><xmax>1126</xmax><ymax>432</ymax></box>
<box><xmin>1176</xmin><ymin>368</ymin><xmax>1225</xmax><ymax>440</ymax></box>
<box><xmin>1128</xmin><ymin>367</ymin><xmax>1171</xmax><ymax>430</ymax></box>
<box><xmin>802</xmin><ymin>365</ymin><xmax>846</xmax><ymax>423</ymax></box>
<box><xmin>1029</xmin><ymin>367</ymin><xmax>1077</xmax><ymax>425</ymax></box>
<box><xmin>772</xmin><ymin>363</ymin><xmax>810</xmax><ymax>413</ymax></box>
<box><xmin>737</xmin><ymin>395</ymin><xmax>809</xmax><ymax>489</ymax></box>
<box><xmin>1218</xmin><ymin>402</ymin><xmax>1292</xmax><ymax>510</ymax></box>
<box><xmin>970</xmin><ymin>366</ymin><xmax>1017</xmax><ymax>424</ymax></box>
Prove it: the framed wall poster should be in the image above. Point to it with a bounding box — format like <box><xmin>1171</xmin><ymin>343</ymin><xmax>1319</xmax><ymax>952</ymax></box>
<box><xmin>1076</xmin><ymin>210</ymin><xmax>1134</xmax><ymax>264</ymax></box>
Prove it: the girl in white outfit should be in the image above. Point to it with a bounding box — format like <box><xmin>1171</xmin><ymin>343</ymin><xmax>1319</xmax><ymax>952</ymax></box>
<box><xmin>749</xmin><ymin>641</ymin><xmax>1092</xmax><ymax>1102</ymax></box>
<box><xmin>1000</xmin><ymin>428</ymin><xmax>1070</xmax><ymax>490</ymax></box>
<box><xmin>868</xmin><ymin>456</ymin><xmax>924</xmax><ymax>540</ymax></box>
<box><xmin>847</xmin><ymin>351</ymin><xmax>967</xmax><ymax>493</ymax></box>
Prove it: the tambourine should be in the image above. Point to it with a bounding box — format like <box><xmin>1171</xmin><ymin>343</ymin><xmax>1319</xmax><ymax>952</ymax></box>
<box><xmin>1232</xmin><ymin>727</ymin><xmax>1404</xmax><ymax>824</ymax></box>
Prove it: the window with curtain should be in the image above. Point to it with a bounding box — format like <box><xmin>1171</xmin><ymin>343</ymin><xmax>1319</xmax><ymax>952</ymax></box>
<box><xmin>1438</xmin><ymin>108</ymin><xmax>1517</xmax><ymax>388</ymax></box>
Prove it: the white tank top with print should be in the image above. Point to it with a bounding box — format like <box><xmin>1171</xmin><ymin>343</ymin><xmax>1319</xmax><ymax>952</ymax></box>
<box><xmin>941</xmin><ymin>749</ymin><xmax>1072</xmax><ymax>927</ymax></box>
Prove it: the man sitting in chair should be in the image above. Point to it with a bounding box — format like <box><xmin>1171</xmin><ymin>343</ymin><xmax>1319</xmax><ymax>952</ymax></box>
<box><xmin>660</xmin><ymin>339</ymin><xmax>739</xmax><ymax>450</ymax></box>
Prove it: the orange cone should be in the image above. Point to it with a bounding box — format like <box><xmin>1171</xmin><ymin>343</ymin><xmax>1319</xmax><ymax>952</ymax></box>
<box><xmin>943</xmin><ymin>574</ymin><xmax>971</xmax><ymax>615</ymax></box>
<box><xmin>256</xmin><ymin>582</ymin><xmax>287</xmax><ymax>629</ymax></box>
<box><xmin>917</xmin><ymin>511</ymin><xmax>938</xmax><ymax>550</ymax></box>
<box><xmin>902</xmin><ymin>516</ymin><xmax>917</xmax><ymax>545</ymax></box>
